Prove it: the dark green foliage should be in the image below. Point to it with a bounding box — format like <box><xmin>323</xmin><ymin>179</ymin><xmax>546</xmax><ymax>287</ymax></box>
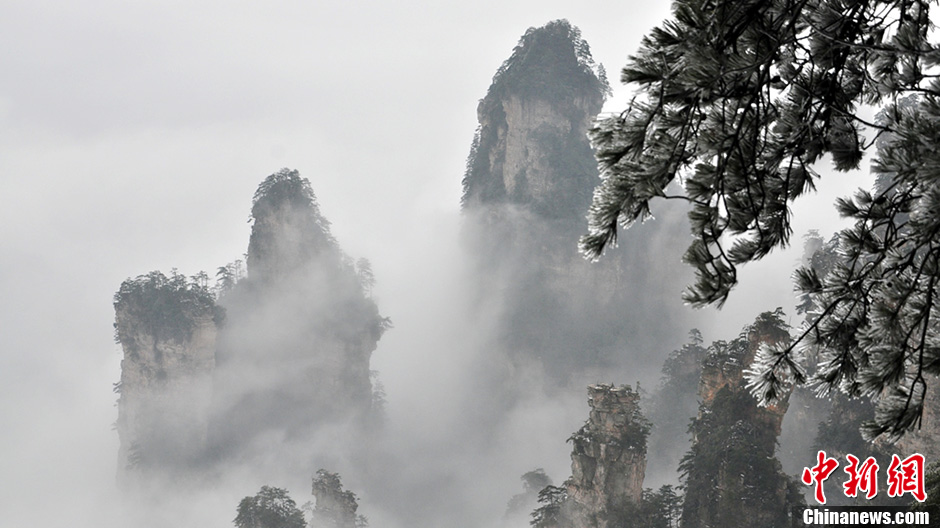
<box><xmin>234</xmin><ymin>486</ymin><xmax>306</xmax><ymax>528</ymax></box>
<box><xmin>248</xmin><ymin>168</ymin><xmax>337</xmax><ymax>276</ymax></box>
<box><xmin>624</xmin><ymin>409</ymin><xmax>652</xmax><ymax>453</ymax></box>
<box><xmin>482</xmin><ymin>20</ymin><xmax>606</xmax><ymax>115</ymax></box>
<box><xmin>580</xmin><ymin>0</ymin><xmax>899</xmax><ymax>298</ymax></box>
<box><xmin>744</xmin><ymin>309</ymin><xmax>797</xmax><ymax>405</ymax></box>
<box><xmin>640</xmin><ymin>486</ymin><xmax>682</xmax><ymax>528</ymax></box>
<box><xmin>680</xmin><ymin>314</ymin><xmax>804</xmax><ymax>528</ymax></box>
<box><xmin>216</xmin><ymin>259</ymin><xmax>245</xmax><ymax>296</ymax></box>
<box><xmin>531</xmin><ymin>485</ymin><xmax>567</xmax><ymax>528</ymax></box>
<box><xmin>461</xmin><ymin>125</ymin><xmax>506</xmax><ymax>209</ymax></box>
<box><xmin>795</xmin><ymin>230</ymin><xmax>887</xmax><ymax>471</ymax></box>
<box><xmin>526</xmin><ymin>126</ymin><xmax>598</xmax><ymax>221</ymax></box>
<box><xmin>646</xmin><ymin>330</ymin><xmax>707</xmax><ymax>483</ymax></box>
<box><xmin>914</xmin><ymin>460</ymin><xmax>940</xmax><ymax>510</ymax></box>
<box><xmin>581</xmin><ymin>0</ymin><xmax>940</xmax><ymax>439</ymax></box>
<box><xmin>814</xmin><ymin>395</ymin><xmax>884</xmax><ymax>462</ymax></box>
<box><xmin>660</xmin><ymin>329</ymin><xmax>705</xmax><ymax>384</ymax></box>
<box><xmin>795</xmin><ymin>231</ymin><xmax>841</xmax><ymax>316</ymax></box>
<box><xmin>190</xmin><ymin>270</ymin><xmax>210</xmax><ymax>290</ymax></box>
<box><xmin>679</xmin><ymin>386</ymin><xmax>802</xmax><ymax>528</ymax></box>
<box><xmin>750</xmin><ymin>309</ymin><xmax>791</xmax><ymax>345</ymax></box>
<box><xmin>809</xmin><ymin>394</ymin><xmax>910</xmax><ymax>507</ymax></box>
<box><xmin>609</xmin><ymin>486</ymin><xmax>682</xmax><ymax>528</ymax></box>
<box><xmin>114</xmin><ymin>269</ymin><xmax>223</xmax><ymax>346</ymax></box>
<box><xmin>795</xmin><ymin>98</ymin><xmax>940</xmax><ymax>439</ymax></box>
<box><xmin>569</xmin><ymin>386</ymin><xmax>651</xmax><ymax>455</ymax></box>
<box><xmin>252</xmin><ymin>168</ymin><xmax>332</xmax><ymax>238</ymax></box>
<box><xmin>507</xmin><ymin>469</ymin><xmax>554</xmax><ymax>519</ymax></box>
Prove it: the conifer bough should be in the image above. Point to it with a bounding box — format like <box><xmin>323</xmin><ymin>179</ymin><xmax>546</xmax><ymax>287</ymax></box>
<box><xmin>581</xmin><ymin>0</ymin><xmax>940</xmax><ymax>441</ymax></box>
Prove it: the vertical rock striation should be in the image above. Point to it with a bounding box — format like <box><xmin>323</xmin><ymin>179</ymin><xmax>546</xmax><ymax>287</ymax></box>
<box><xmin>565</xmin><ymin>384</ymin><xmax>649</xmax><ymax>528</ymax></box>
<box><xmin>533</xmin><ymin>384</ymin><xmax>649</xmax><ymax>528</ymax></box>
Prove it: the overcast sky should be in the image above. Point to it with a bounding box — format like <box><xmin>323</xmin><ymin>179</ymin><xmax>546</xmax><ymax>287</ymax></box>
<box><xmin>0</xmin><ymin>2</ymin><xmax>870</xmax><ymax>526</ymax></box>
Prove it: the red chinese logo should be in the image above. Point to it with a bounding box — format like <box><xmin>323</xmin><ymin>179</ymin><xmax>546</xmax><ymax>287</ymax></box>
<box><xmin>887</xmin><ymin>453</ymin><xmax>926</xmax><ymax>502</ymax></box>
<box><xmin>802</xmin><ymin>450</ymin><xmax>840</xmax><ymax>504</ymax></box>
<box><xmin>802</xmin><ymin>451</ymin><xmax>926</xmax><ymax>504</ymax></box>
<box><xmin>843</xmin><ymin>455</ymin><xmax>879</xmax><ymax>499</ymax></box>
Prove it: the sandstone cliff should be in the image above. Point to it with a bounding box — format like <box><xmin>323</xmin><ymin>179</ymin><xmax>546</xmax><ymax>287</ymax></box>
<box><xmin>680</xmin><ymin>310</ymin><xmax>803</xmax><ymax>528</ymax></box>
<box><xmin>565</xmin><ymin>384</ymin><xmax>648</xmax><ymax>527</ymax></box>
<box><xmin>532</xmin><ymin>384</ymin><xmax>649</xmax><ymax>528</ymax></box>
<box><xmin>311</xmin><ymin>469</ymin><xmax>362</xmax><ymax>528</ymax></box>
<box><xmin>113</xmin><ymin>271</ymin><xmax>222</xmax><ymax>484</ymax></box>
<box><xmin>210</xmin><ymin>169</ymin><xmax>387</xmax><ymax>452</ymax></box>
<box><xmin>461</xmin><ymin>19</ymin><xmax>604</xmax><ymax>222</ymax></box>
<box><xmin>114</xmin><ymin>169</ymin><xmax>388</xmax><ymax>481</ymax></box>
<box><xmin>461</xmin><ymin>19</ymin><xmax>694</xmax><ymax>387</ymax></box>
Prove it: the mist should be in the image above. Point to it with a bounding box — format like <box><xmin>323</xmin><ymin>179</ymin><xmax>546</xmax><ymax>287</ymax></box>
<box><xmin>0</xmin><ymin>2</ymin><xmax>878</xmax><ymax>528</ymax></box>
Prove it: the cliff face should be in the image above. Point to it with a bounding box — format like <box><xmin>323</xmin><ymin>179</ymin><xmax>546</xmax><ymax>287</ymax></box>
<box><xmin>697</xmin><ymin>314</ymin><xmax>791</xmax><ymax>439</ymax></box>
<box><xmin>113</xmin><ymin>271</ymin><xmax>221</xmax><ymax>483</ymax></box>
<box><xmin>488</xmin><ymin>95</ymin><xmax>597</xmax><ymax>207</ymax></box>
<box><xmin>462</xmin><ymin>20</ymin><xmax>603</xmax><ymax>222</ymax></box>
<box><xmin>680</xmin><ymin>311</ymin><xmax>802</xmax><ymax>528</ymax></box>
<box><xmin>245</xmin><ymin>172</ymin><xmax>339</xmax><ymax>283</ymax></box>
<box><xmin>461</xmin><ymin>20</ymin><xmax>694</xmax><ymax>386</ymax></box>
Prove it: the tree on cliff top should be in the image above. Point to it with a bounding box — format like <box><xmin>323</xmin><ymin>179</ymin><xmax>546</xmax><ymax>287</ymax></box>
<box><xmin>311</xmin><ymin>470</ymin><xmax>367</xmax><ymax>528</ymax></box>
<box><xmin>581</xmin><ymin>0</ymin><xmax>940</xmax><ymax>441</ymax></box>
<box><xmin>482</xmin><ymin>19</ymin><xmax>608</xmax><ymax>113</ymax></box>
<box><xmin>234</xmin><ymin>486</ymin><xmax>306</xmax><ymax>528</ymax></box>
<box><xmin>247</xmin><ymin>168</ymin><xmax>338</xmax><ymax>279</ymax></box>
<box><xmin>114</xmin><ymin>270</ymin><xmax>223</xmax><ymax>344</ymax></box>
